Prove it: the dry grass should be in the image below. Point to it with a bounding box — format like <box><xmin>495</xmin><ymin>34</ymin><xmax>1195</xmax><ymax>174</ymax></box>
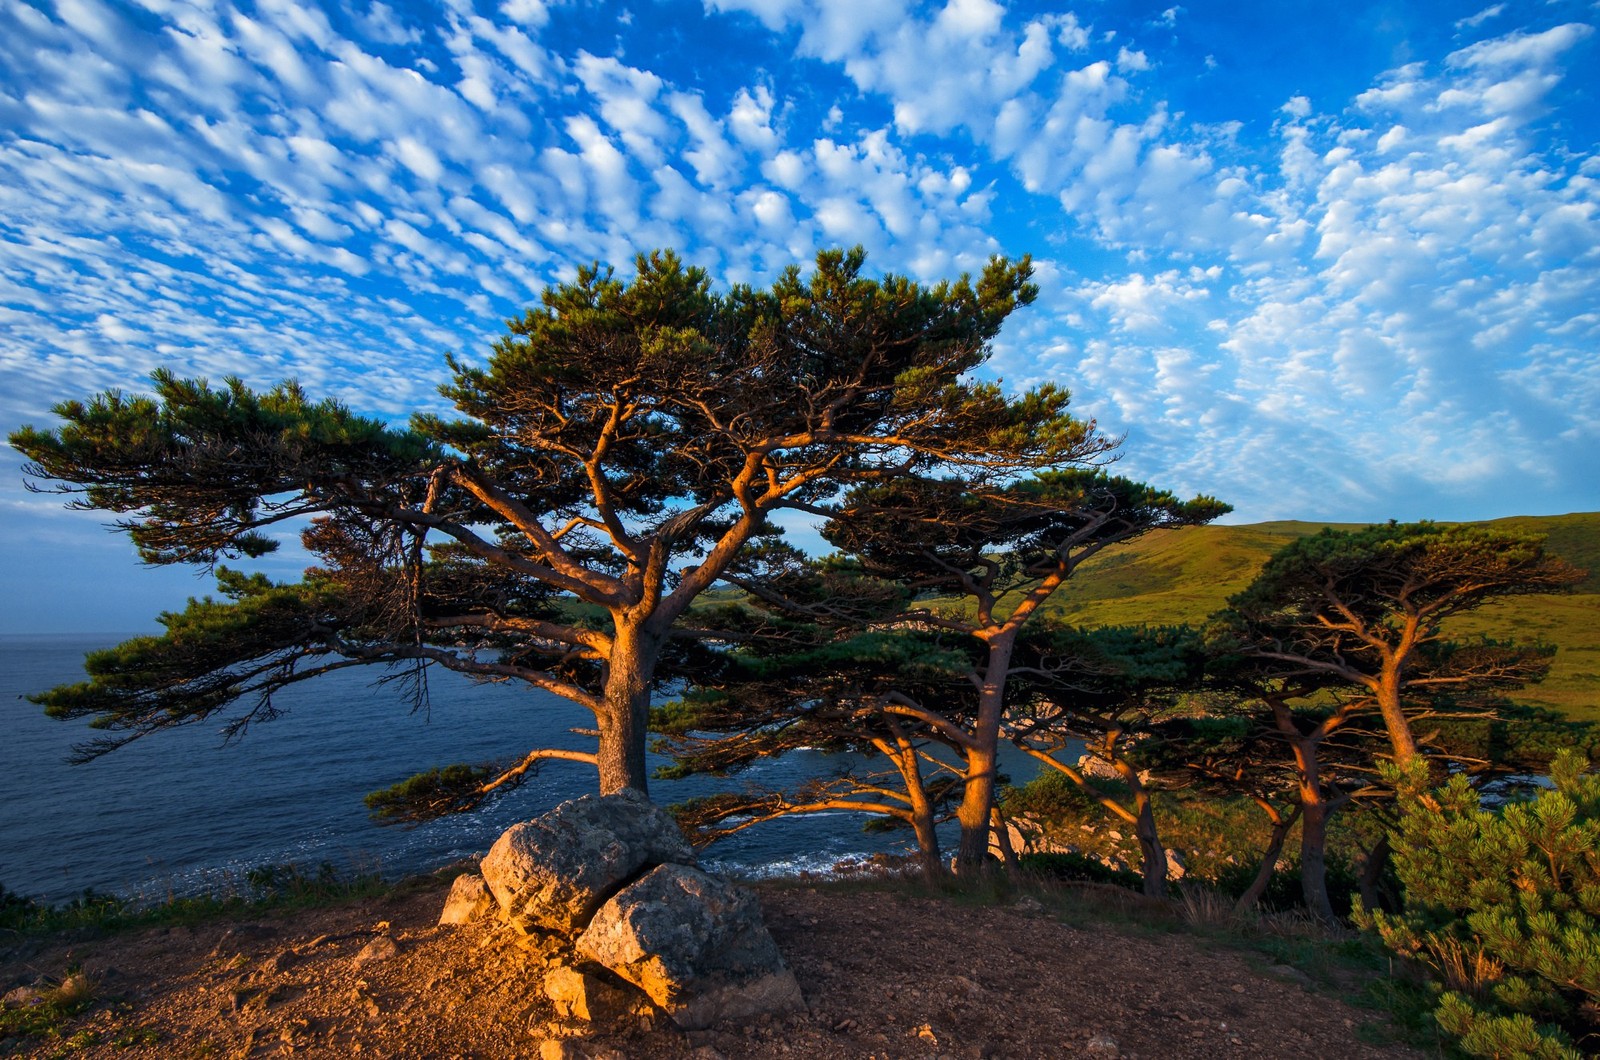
<box><xmin>1176</xmin><ymin>883</ymin><xmax>1239</xmax><ymax>928</ymax></box>
<box><xmin>47</xmin><ymin>971</ymin><xmax>98</xmax><ymax>1008</ymax></box>
<box><xmin>1426</xmin><ymin>935</ymin><xmax>1505</xmax><ymax>997</ymax></box>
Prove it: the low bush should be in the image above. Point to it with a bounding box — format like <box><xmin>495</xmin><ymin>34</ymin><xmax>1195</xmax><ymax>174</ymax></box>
<box><xmin>0</xmin><ymin>862</ymin><xmax>388</xmax><ymax>937</ymax></box>
<box><xmin>1357</xmin><ymin>752</ymin><xmax>1600</xmax><ymax>1059</ymax></box>
<box><xmin>1017</xmin><ymin>851</ymin><xmax>1143</xmax><ymax>890</ymax></box>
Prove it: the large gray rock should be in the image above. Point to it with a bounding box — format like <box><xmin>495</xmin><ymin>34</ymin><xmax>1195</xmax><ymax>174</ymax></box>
<box><xmin>575</xmin><ymin>863</ymin><xmax>806</xmax><ymax>1030</ymax></box>
<box><xmin>479</xmin><ymin>789</ymin><xmax>696</xmax><ymax>933</ymax></box>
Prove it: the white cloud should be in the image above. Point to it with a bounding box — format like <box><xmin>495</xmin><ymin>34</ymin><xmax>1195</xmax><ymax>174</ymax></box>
<box><xmin>573</xmin><ymin>52</ymin><xmax>672</xmax><ymax>166</ymax></box>
<box><xmin>2</xmin><ymin>0</ymin><xmax>1597</xmax><ymax>633</ymax></box>
<box><xmin>715</xmin><ymin>0</ymin><xmax>1061</xmax><ymax>140</ymax></box>
<box><xmin>1446</xmin><ymin>22</ymin><xmax>1592</xmax><ymax>71</ymax></box>
<box><xmin>500</xmin><ymin>0</ymin><xmax>550</xmax><ymax>29</ymax></box>
<box><xmin>727</xmin><ymin>85</ymin><xmax>779</xmax><ymax>150</ymax></box>
<box><xmin>392</xmin><ymin>135</ymin><xmax>445</xmax><ymax>183</ymax></box>
<box><xmin>359</xmin><ymin>2</ymin><xmax>421</xmax><ymax>45</ymax></box>
<box><xmin>1455</xmin><ymin>5</ymin><xmax>1505</xmax><ymax>32</ymax></box>
<box><xmin>667</xmin><ymin>91</ymin><xmax>741</xmax><ymax>188</ymax></box>
<box><xmin>1115</xmin><ymin>46</ymin><xmax>1149</xmax><ymax>73</ymax></box>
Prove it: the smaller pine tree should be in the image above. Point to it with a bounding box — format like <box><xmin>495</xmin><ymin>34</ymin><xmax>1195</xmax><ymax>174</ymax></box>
<box><xmin>1356</xmin><ymin>752</ymin><xmax>1600</xmax><ymax>1059</ymax></box>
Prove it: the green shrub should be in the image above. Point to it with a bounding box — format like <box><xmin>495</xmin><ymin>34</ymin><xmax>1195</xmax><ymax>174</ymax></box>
<box><xmin>1213</xmin><ymin>856</ymin><xmax>1362</xmax><ymax>917</ymax></box>
<box><xmin>0</xmin><ymin>862</ymin><xmax>387</xmax><ymax>938</ymax></box>
<box><xmin>1356</xmin><ymin>752</ymin><xmax>1600</xmax><ymax>1059</ymax></box>
<box><xmin>1017</xmin><ymin>851</ymin><xmax>1143</xmax><ymax>890</ymax></box>
<box><xmin>1001</xmin><ymin>770</ymin><xmax>1100</xmax><ymax>820</ymax></box>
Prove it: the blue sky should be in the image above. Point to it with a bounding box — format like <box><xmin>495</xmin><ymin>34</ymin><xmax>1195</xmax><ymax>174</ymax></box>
<box><xmin>2</xmin><ymin>0</ymin><xmax>1597</xmax><ymax>633</ymax></box>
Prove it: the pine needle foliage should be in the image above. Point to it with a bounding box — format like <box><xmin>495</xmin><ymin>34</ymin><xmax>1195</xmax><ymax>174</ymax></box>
<box><xmin>1357</xmin><ymin>752</ymin><xmax>1600</xmax><ymax>1058</ymax></box>
<box><xmin>13</xmin><ymin>247</ymin><xmax>1115</xmax><ymax>804</ymax></box>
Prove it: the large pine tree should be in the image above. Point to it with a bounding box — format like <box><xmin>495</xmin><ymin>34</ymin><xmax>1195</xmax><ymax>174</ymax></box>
<box><xmin>12</xmin><ymin>247</ymin><xmax>1112</xmax><ymax>803</ymax></box>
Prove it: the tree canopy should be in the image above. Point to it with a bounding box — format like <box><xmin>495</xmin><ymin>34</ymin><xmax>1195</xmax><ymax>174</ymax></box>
<box><xmin>659</xmin><ymin>471</ymin><xmax>1227</xmax><ymax>875</ymax></box>
<box><xmin>12</xmin><ymin>247</ymin><xmax>1117</xmax><ymax>804</ymax></box>
<box><xmin>1212</xmin><ymin>521</ymin><xmax>1585</xmax><ymax>768</ymax></box>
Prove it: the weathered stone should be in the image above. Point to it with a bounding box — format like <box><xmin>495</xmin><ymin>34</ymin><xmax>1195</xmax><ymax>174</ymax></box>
<box><xmin>354</xmin><ymin>936</ymin><xmax>399</xmax><ymax>964</ymax></box>
<box><xmin>1076</xmin><ymin>753</ymin><xmax>1151</xmax><ymax>784</ymax></box>
<box><xmin>1</xmin><ymin>985</ymin><xmax>43</xmax><ymax>1008</ymax></box>
<box><xmin>575</xmin><ymin>863</ymin><xmax>805</xmax><ymax>1030</ymax></box>
<box><xmin>1165</xmin><ymin>848</ymin><xmax>1187</xmax><ymax>880</ymax></box>
<box><xmin>543</xmin><ymin>964</ymin><xmax>641</xmax><ymax>1023</ymax></box>
<box><xmin>439</xmin><ymin>872</ymin><xmax>495</xmax><ymax>926</ymax></box>
<box><xmin>480</xmin><ymin>789</ymin><xmax>696</xmax><ymax>934</ymax></box>
<box><xmin>1085</xmin><ymin>1033</ymin><xmax>1120</xmax><ymax>1057</ymax></box>
<box><xmin>990</xmin><ymin>812</ymin><xmax>1081</xmax><ymax>859</ymax></box>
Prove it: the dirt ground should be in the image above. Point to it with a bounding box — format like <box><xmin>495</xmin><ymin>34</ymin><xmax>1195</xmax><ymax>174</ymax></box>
<box><xmin>1</xmin><ymin>872</ymin><xmax>1422</xmax><ymax>1059</ymax></box>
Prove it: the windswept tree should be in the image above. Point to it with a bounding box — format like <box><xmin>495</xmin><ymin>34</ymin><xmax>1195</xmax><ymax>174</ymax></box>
<box><xmin>12</xmin><ymin>247</ymin><xmax>1114</xmax><ymax>806</ymax></box>
<box><xmin>1176</xmin><ymin>668</ymin><xmax>1394</xmax><ymax>920</ymax></box>
<box><xmin>657</xmin><ymin>618</ymin><xmax>974</xmax><ymax>881</ymax></box>
<box><xmin>821</xmin><ymin>472</ymin><xmax>1229</xmax><ymax>870</ymax></box>
<box><xmin>1214</xmin><ymin>522</ymin><xmax>1584</xmax><ymax>769</ymax></box>
<box><xmin>665</xmin><ymin>473</ymin><xmax>1227</xmax><ymax>875</ymax></box>
<box><xmin>1003</xmin><ymin>622</ymin><xmax>1211</xmax><ymax>897</ymax></box>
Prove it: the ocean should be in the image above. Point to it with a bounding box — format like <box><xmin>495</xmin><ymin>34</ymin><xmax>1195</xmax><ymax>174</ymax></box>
<box><xmin>0</xmin><ymin>634</ymin><xmax>1039</xmax><ymax>905</ymax></box>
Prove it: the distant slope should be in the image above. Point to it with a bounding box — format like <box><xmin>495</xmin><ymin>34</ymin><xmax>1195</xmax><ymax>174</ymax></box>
<box><xmin>1046</xmin><ymin>512</ymin><xmax>1600</xmax><ymax>721</ymax></box>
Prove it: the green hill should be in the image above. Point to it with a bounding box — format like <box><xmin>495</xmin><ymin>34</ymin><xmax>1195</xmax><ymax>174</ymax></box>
<box><xmin>1046</xmin><ymin>512</ymin><xmax>1600</xmax><ymax>722</ymax></box>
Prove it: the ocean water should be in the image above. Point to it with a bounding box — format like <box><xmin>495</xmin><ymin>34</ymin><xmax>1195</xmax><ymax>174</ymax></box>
<box><xmin>0</xmin><ymin>635</ymin><xmax>1038</xmax><ymax>905</ymax></box>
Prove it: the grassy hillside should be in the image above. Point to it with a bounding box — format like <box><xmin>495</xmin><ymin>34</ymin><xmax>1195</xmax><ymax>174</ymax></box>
<box><xmin>1046</xmin><ymin>512</ymin><xmax>1600</xmax><ymax>721</ymax></box>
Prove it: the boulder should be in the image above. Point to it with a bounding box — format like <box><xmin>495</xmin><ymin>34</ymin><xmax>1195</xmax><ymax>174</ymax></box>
<box><xmin>2</xmin><ymin>985</ymin><xmax>43</xmax><ymax>1008</ymax></box>
<box><xmin>575</xmin><ymin>863</ymin><xmax>806</xmax><ymax>1030</ymax></box>
<box><xmin>1076</xmin><ymin>753</ymin><xmax>1151</xmax><ymax>784</ymax></box>
<box><xmin>438</xmin><ymin>872</ymin><xmax>495</xmax><ymax>926</ymax></box>
<box><xmin>479</xmin><ymin>789</ymin><xmax>696</xmax><ymax>933</ymax></box>
<box><xmin>990</xmin><ymin>812</ymin><xmax>1078</xmax><ymax>859</ymax></box>
<box><xmin>542</xmin><ymin>964</ymin><xmax>641</xmax><ymax>1023</ymax></box>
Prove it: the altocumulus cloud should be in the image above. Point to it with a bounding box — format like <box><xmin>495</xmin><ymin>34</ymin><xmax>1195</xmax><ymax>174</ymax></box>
<box><xmin>0</xmin><ymin>0</ymin><xmax>1596</xmax><ymax>632</ymax></box>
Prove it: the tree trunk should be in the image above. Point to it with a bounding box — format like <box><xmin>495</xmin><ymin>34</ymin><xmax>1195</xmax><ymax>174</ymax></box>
<box><xmin>596</xmin><ymin>624</ymin><xmax>662</xmax><ymax>795</ymax></box>
<box><xmin>1358</xmin><ymin>831</ymin><xmax>1394</xmax><ymax>913</ymax></box>
<box><xmin>1279</xmin><ymin>717</ymin><xmax>1341</xmax><ymax>923</ymax></box>
<box><xmin>954</xmin><ymin>743</ymin><xmax>998</xmax><ymax>873</ymax></box>
<box><xmin>1131</xmin><ymin>782</ymin><xmax>1167</xmax><ymax>898</ymax></box>
<box><xmin>887</xmin><ymin>738</ymin><xmax>944</xmax><ymax>882</ymax></box>
<box><xmin>954</xmin><ymin>635</ymin><xmax>1015</xmax><ymax>874</ymax></box>
<box><xmin>911</xmin><ymin>807</ymin><xmax>943</xmax><ymax>882</ymax></box>
<box><xmin>1233</xmin><ymin>802</ymin><xmax>1301</xmax><ymax>916</ymax></box>
<box><xmin>1298</xmin><ymin>795</ymin><xmax>1336</xmax><ymax>923</ymax></box>
<box><xmin>1375</xmin><ymin>666</ymin><xmax>1419</xmax><ymax>768</ymax></box>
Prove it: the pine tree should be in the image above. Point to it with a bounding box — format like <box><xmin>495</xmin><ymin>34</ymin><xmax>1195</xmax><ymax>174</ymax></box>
<box><xmin>1358</xmin><ymin>752</ymin><xmax>1600</xmax><ymax>1058</ymax></box>
<box><xmin>12</xmin><ymin>247</ymin><xmax>1112</xmax><ymax>807</ymax></box>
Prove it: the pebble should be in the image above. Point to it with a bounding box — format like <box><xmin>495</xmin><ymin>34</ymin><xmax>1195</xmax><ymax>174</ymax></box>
<box><xmin>355</xmin><ymin>936</ymin><xmax>401</xmax><ymax>964</ymax></box>
<box><xmin>1</xmin><ymin>986</ymin><xmax>43</xmax><ymax>1007</ymax></box>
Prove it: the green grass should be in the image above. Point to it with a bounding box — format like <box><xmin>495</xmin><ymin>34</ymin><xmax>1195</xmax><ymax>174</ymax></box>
<box><xmin>0</xmin><ymin>970</ymin><xmax>100</xmax><ymax>1054</ymax></box>
<box><xmin>0</xmin><ymin>861</ymin><xmax>397</xmax><ymax>939</ymax></box>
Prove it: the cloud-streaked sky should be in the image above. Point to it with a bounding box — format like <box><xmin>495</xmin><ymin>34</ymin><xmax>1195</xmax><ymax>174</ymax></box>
<box><xmin>2</xmin><ymin>0</ymin><xmax>1597</xmax><ymax>633</ymax></box>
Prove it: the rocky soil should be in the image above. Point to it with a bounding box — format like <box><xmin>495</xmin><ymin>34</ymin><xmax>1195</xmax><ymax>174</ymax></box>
<box><xmin>1</xmin><ymin>872</ymin><xmax>1422</xmax><ymax>1059</ymax></box>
